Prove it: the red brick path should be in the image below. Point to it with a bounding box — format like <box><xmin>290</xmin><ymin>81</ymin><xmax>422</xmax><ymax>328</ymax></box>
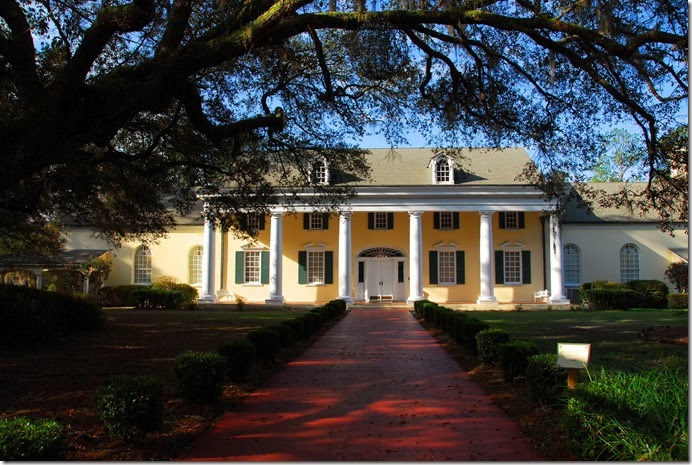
<box><xmin>178</xmin><ymin>307</ymin><xmax>543</xmax><ymax>461</ymax></box>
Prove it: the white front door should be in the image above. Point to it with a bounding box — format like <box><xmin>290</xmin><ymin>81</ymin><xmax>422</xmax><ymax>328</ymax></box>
<box><xmin>366</xmin><ymin>259</ymin><xmax>395</xmax><ymax>300</ymax></box>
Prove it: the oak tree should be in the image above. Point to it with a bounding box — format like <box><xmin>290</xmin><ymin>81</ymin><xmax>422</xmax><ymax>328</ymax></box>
<box><xmin>1</xmin><ymin>0</ymin><xmax>687</xmax><ymax>252</ymax></box>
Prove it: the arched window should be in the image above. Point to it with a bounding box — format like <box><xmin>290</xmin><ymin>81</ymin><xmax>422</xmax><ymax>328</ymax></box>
<box><xmin>563</xmin><ymin>244</ymin><xmax>581</xmax><ymax>286</ymax></box>
<box><xmin>134</xmin><ymin>245</ymin><xmax>152</xmax><ymax>285</ymax></box>
<box><xmin>188</xmin><ymin>246</ymin><xmax>203</xmax><ymax>286</ymax></box>
<box><xmin>429</xmin><ymin>154</ymin><xmax>455</xmax><ymax>184</ymax></box>
<box><xmin>620</xmin><ymin>244</ymin><xmax>640</xmax><ymax>282</ymax></box>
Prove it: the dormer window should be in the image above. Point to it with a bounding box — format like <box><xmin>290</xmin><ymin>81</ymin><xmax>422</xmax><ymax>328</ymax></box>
<box><xmin>429</xmin><ymin>154</ymin><xmax>454</xmax><ymax>185</ymax></box>
<box><xmin>310</xmin><ymin>159</ymin><xmax>329</xmax><ymax>185</ymax></box>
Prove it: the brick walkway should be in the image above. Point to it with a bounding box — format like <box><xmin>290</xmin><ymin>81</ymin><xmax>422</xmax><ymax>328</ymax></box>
<box><xmin>178</xmin><ymin>307</ymin><xmax>543</xmax><ymax>461</ymax></box>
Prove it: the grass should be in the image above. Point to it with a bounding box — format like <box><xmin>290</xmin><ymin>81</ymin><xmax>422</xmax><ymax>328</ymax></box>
<box><xmin>464</xmin><ymin>308</ymin><xmax>688</xmax><ymax>373</ymax></box>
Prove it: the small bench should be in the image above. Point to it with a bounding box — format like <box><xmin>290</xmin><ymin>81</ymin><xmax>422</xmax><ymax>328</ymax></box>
<box><xmin>533</xmin><ymin>289</ymin><xmax>550</xmax><ymax>303</ymax></box>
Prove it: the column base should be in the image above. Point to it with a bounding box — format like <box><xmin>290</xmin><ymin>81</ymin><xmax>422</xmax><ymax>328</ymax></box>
<box><xmin>407</xmin><ymin>296</ymin><xmax>424</xmax><ymax>304</ymax></box>
<box><xmin>476</xmin><ymin>296</ymin><xmax>498</xmax><ymax>305</ymax></box>
<box><xmin>198</xmin><ymin>295</ymin><xmax>216</xmax><ymax>303</ymax></box>
<box><xmin>548</xmin><ymin>298</ymin><xmax>571</xmax><ymax>305</ymax></box>
<box><xmin>265</xmin><ymin>296</ymin><xmax>285</xmax><ymax>305</ymax></box>
<box><xmin>337</xmin><ymin>296</ymin><xmax>354</xmax><ymax>304</ymax></box>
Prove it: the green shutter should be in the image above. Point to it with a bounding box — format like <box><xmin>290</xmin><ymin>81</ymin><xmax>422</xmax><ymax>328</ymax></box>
<box><xmin>303</xmin><ymin>213</ymin><xmax>310</xmax><ymax>230</ymax></box>
<box><xmin>260</xmin><ymin>251</ymin><xmax>269</xmax><ymax>284</ymax></box>
<box><xmin>433</xmin><ymin>212</ymin><xmax>440</xmax><ymax>229</ymax></box>
<box><xmin>322</xmin><ymin>213</ymin><xmax>330</xmax><ymax>230</ymax></box>
<box><xmin>368</xmin><ymin>213</ymin><xmax>374</xmax><ymax>229</ymax></box>
<box><xmin>387</xmin><ymin>212</ymin><xmax>394</xmax><ymax>229</ymax></box>
<box><xmin>499</xmin><ymin>212</ymin><xmax>506</xmax><ymax>229</ymax></box>
<box><xmin>259</xmin><ymin>215</ymin><xmax>266</xmax><ymax>230</ymax></box>
<box><xmin>298</xmin><ymin>251</ymin><xmax>307</xmax><ymax>284</ymax></box>
<box><xmin>453</xmin><ymin>212</ymin><xmax>460</xmax><ymax>229</ymax></box>
<box><xmin>324</xmin><ymin>251</ymin><xmax>334</xmax><ymax>284</ymax></box>
<box><xmin>456</xmin><ymin>250</ymin><xmax>465</xmax><ymax>284</ymax></box>
<box><xmin>522</xmin><ymin>250</ymin><xmax>531</xmax><ymax>284</ymax></box>
<box><xmin>429</xmin><ymin>251</ymin><xmax>438</xmax><ymax>284</ymax></box>
<box><xmin>518</xmin><ymin>212</ymin><xmax>525</xmax><ymax>229</ymax></box>
<box><xmin>235</xmin><ymin>251</ymin><xmax>244</xmax><ymax>284</ymax></box>
<box><xmin>495</xmin><ymin>250</ymin><xmax>504</xmax><ymax>284</ymax></box>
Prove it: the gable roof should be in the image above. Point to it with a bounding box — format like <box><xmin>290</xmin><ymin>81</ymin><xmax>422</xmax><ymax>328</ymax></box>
<box><xmin>561</xmin><ymin>182</ymin><xmax>662</xmax><ymax>223</ymax></box>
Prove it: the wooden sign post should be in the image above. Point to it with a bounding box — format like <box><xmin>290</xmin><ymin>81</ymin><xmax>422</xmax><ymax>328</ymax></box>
<box><xmin>557</xmin><ymin>343</ymin><xmax>591</xmax><ymax>389</ymax></box>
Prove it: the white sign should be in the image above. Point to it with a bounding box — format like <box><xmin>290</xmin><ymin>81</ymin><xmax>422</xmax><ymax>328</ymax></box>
<box><xmin>557</xmin><ymin>343</ymin><xmax>591</xmax><ymax>369</ymax></box>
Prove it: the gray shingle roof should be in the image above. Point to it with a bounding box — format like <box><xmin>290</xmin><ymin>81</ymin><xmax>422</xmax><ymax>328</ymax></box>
<box><xmin>351</xmin><ymin>147</ymin><xmax>533</xmax><ymax>186</ymax></box>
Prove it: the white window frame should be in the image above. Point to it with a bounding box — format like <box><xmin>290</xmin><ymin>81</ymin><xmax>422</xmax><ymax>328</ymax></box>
<box><xmin>563</xmin><ymin>244</ymin><xmax>581</xmax><ymax>286</ymax></box>
<box><xmin>429</xmin><ymin>154</ymin><xmax>455</xmax><ymax>185</ymax></box>
<box><xmin>309</xmin><ymin>213</ymin><xmax>324</xmax><ymax>230</ymax></box>
<box><xmin>133</xmin><ymin>245</ymin><xmax>152</xmax><ymax>285</ymax></box>
<box><xmin>311</xmin><ymin>159</ymin><xmax>329</xmax><ymax>185</ymax></box>
<box><xmin>620</xmin><ymin>243</ymin><xmax>640</xmax><ymax>282</ymax></box>
<box><xmin>247</xmin><ymin>213</ymin><xmax>261</xmax><ymax>232</ymax></box>
<box><xmin>373</xmin><ymin>212</ymin><xmax>389</xmax><ymax>230</ymax></box>
<box><xmin>499</xmin><ymin>241</ymin><xmax>525</xmax><ymax>286</ymax></box>
<box><xmin>188</xmin><ymin>245</ymin><xmax>203</xmax><ymax>286</ymax></box>
<box><xmin>439</xmin><ymin>212</ymin><xmax>454</xmax><ymax>230</ymax></box>
<box><xmin>438</xmin><ymin>250</ymin><xmax>457</xmax><ymax>285</ymax></box>
<box><xmin>244</xmin><ymin>250</ymin><xmax>262</xmax><ymax>284</ymax></box>
<box><xmin>307</xmin><ymin>250</ymin><xmax>325</xmax><ymax>285</ymax></box>
<box><xmin>504</xmin><ymin>212</ymin><xmax>519</xmax><ymax>229</ymax></box>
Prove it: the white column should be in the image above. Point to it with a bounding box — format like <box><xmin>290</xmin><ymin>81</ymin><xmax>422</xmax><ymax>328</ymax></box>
<box><xmin>266</xmin><ymin>211</ymin><xmax>284</xmax><ymax>304</ymax></box>
<box><xmin>477</xmin><ymin>211</ymin><xmax>498</xmax><ymax>304</ymax></box>
<box><xmin>337</xmin><ymin>211</ymin><xmax>354</xmax><ymax>303</ymax></box>
<box><xmin>200</xmin><ymin>214</ymin><xmax>216</xmax><ymax>301</ymax></box>
<box><xmin>407</xmin><ymin>211</ymin><xmax>424</xmax><ymax>303</ymax></box>
<box><xmin>548</xmin><ymin>212</ymin><xmax>570</xmax><ymax>305</ymax></box>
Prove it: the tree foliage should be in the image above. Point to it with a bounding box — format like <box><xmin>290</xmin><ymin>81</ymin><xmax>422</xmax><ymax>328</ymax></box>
<box><xmin>1</xmin><ymin>0</ymin><xmax>687</xmax><ymax>245</ymax></box>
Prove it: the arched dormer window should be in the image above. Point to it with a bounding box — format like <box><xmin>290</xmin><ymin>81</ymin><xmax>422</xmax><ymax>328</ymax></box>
<box><xmin>429</xmin><ymin>154</ymin><xmax>454</xmax><ymax>184</ymax></box>
<box><xmin>310</xmin><ymin>158</ymin><xmax>329</xmax><ymax>185</ymax></box>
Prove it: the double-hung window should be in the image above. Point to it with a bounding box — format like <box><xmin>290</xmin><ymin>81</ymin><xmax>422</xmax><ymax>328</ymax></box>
<box><xmin>503</xmin><ymin>251</ymin><xmax>522</xmax><ymax>285</ymax></box>
<box><xmin>235</xmin><ymin>248</ymin><xmax>269</xmax><ymax>285</ymax></box>
<box><xmin>298</xmin><ymin>246</ymin><xmax>333</xmax><ymax>285</ymax></box>
<box><xmin>429</xmin><ymin>244</ymin><xmax>465</xmax><ymax>285</ymax></box>
<box><xmin>495</xmin><ymin>243</ymin><xmax>531</xmax><ymax>285</ymax></box>
<box><xmin>307</xmin><ymin>251</ymin><xmax>325</xmax><ymax>284</ymax></box>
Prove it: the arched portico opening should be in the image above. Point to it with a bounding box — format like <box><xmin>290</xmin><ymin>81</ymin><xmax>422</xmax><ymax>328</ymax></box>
<box><xmin>356</xmin><ymin>247</ymin><xmax>406</xmax><ymax>302</ymax></box>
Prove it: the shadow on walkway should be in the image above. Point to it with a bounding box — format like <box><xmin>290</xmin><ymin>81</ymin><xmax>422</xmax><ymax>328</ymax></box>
<box><xmin>178</xmin><ymin>307</ymin><xmax>543</xmax><ymax>461</ymax></box>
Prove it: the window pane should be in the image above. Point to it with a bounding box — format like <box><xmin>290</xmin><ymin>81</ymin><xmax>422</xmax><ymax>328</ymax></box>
<box><xmin>563</xmin><ymin>244</ymin><xmax>581</xmax><ymax>286</ymax></box>
<box><xmin>307</xmin><ymin>251</ymin><xmax>324</xmax><ymax>284</ymax></box>
<box><xmin>438</xmin><ymin>251</ymin><xmax>456</xmax><ymax>284</ymax></box>
<box><xmin>436</xmin><ymin>159</ymin><xmax>450</xmax><ymax>182</ymax></box>
<box><xmin>620</xmin><ymin>244</ymin><xmax>640</xmax><ymax>282</ymax></box>
<box><xmin>309</xmin><ymin>213</ymin><xmax>323</xmax><ymax>230</ymax></box>
<box><xmin>245</xmin><ymin>251</ymin><xmax>261</xmax><ymax>283</ymax></box>
<box><xmin>189</xmin><ymin>246</ymin><xmax>203</xmax><ymax>285</ymax></box>
<box><xmin>374</xmin><ymin>212</ymin><xmax>388</xmax><ymax>230</ymax></box>
<box><xmin>247</xmin><ymin>214</ymin><xmax>261</xmax><ymax>231</ymax></box>
<box><xmin>503</xmin><ymin>251</ymin><xmax>521</xmax><ymax>284</ymax></box>
<box><xmin>504</xmin><ymin>212</ymin><xmax>518</xmax><ymax>229</ymax></box>
<box><xmin>439</xmin><ymin>212</ymin><xmax>453</xmax><ymax>230</ymax></box>
<box><xmin>134</xmin><ymin>246</ymin><xmax>151</xmax><ymax>285</ymax></box>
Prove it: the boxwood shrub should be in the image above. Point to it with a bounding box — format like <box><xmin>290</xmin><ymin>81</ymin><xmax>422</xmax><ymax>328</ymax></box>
<box><xmin>453</xmin><ymin>317</ymin><xmax>489</xmax><ymax>354</ymax></box>
<box><xmin>421</xmin><ymin>301</ymin><xmax>439</xmax><ymax>322</ymax></box>
<box><xmin>0</xmin><ymin>417</ymin><xmax>68</xmax><ymax>460</ymax></box>
<box><xmin>246</xmin><ymin>327</ymin><xmax>282</xmax><ymax>361</ymax></box>
<box><xmin>476</xmin><ymin>328</ymin><xmax>510</xmax><ymax>364</ymax></box>
<box><xmin>624</xmin><ymin>280</ymin><xmax>669</xmax><ymax>308</ymax></box>
<box><xmin>130</xmin><ymin>288</ymin><xmax>184</xmax><ymax>309</ymax></box>
<box><xmin>667</xmin><ymin>293</ymin><xmax>688</xmax><ymax>309</ymax></box>
<box><xmin>298</xmin><ymin>314</ymin><xmax>316</xmax><ymax>337</ymax></box>
<box><xmin>582</xmin><ymin>289</ymin><xmax>641</xmax><ymax>310</ymax></box>
<box><xmin>217</xmin><ymin>339</ymin><xmax>256</xmax><ymax>381</ymax></box>
<box><xmin>525</xmin><ymin>353</ymin><xmax>566</xmax><ymax>405</ymax></box>
<box><xmin>269</xmin><ymin>324</ymin><xmax>293</xmax><ymax>347</ymax></box>
<box><xmin>98</xmin><ymin>285</ymin><xmax>142</xmax><ymax>307</ymax></box>
<box><xmin>281</xmin><ymin>318</ymin><xmax>305</xmax><ymax>340</ymax></box>
<box><xmin>173</xmin><ymin>351</ymin><xmax>226</xmax><ymax>402</ymax></box>
<box><xmin>497</xmin><ymin>341</ymin><xmax>539</xmax><ymax>382</ymax></box>
<box><xmin>96</xmin><ymin>375</ymin><xmax>164</xmax><ymax>439</ymax></box>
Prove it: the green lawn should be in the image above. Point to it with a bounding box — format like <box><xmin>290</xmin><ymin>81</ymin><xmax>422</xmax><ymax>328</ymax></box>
<box><xmin>463</xmin><ymin>309</ymin><xmax>688</xmax><ymax>373</ymax></box>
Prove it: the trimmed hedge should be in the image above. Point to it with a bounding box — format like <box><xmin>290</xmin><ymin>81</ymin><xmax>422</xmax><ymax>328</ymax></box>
<box><xmin>625</xmin><ymin>280</ymin><xmax>669</xmax><ymax>308</ymax></box>
<box><xmin>525</xmin><ymin>353</ymin><xmax>566</xmax><ymax>405</ymax></box>
<box><xmin>476</xmin><ymin>328</ymin><xmax>510</xmax><ymax>364</ymax></box>
<box><xmin>96</xmin><ymin>375</ymin><xmax>164</xmax><ymax>438</ymax></box>
<box><xmin>0</xmin><ymin>284</ymin><xmax>102</xmax><ymax>344</ymax></box>
<box><xmin>0</xmin><ymin>417</ymin><xmax>68</xmax><ymax>460</ymax></box>
<box><xmin>217</xmin><ymin>339</ymin><xmax>256</xmax><ymax>380</ymax></box>
<box><xmin>281</xmin><ymin>318</ymin><xmax>305</xmax><ymax>340</ymax></box>
<box><xmin>98</xmin><ymin>285</ymin><xmax>142</xmax><ymax>307</ymax></box>
<box><xmin>497</xmin><ymin>341</ymin><xmax>539</xmax><ymax>382</ymax></box>
<box><xmin>667</xmin><ymin>293</ymin><xmax>688</xmax><ymax>309</ymax></box>
<box><xmin>453</xmin><ymin>317</ymin><xmax>489</xmax><ymax>354</ymax></box>
<box><xmin>582</xmin><ymin>288</ymin><xmax>640</xmax><ymax>310</ymax></box>
<box><xmin>173</xmin><ymin>351</ymin><xmax>226</xmax><ymax>402</ymax></box>
<box><xmin>247</xmin><ymin>327</ymin><xmax>282</xmax><ymax>361</ymax></box>
<box><xmin>270</xmin><ymin>324</ymin><xmax>293</xmax><ymax>347</ymax></box>
<box><xmin>131</xmin><ymin>288</ymin><xmax>185</xmax><ymax>309</ymax></box>
<box><xmin>421</xmin><ymin>301</ymin><xmax>439</xmax><ymax>322</ymax></box>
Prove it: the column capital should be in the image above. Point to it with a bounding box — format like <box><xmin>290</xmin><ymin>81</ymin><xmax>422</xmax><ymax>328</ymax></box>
<box><xmin>339</xmin><ymin>211</ymin><xmax>352</xmax><ymax>220</ymax></box>
<box><xmin>478</xmin><ymin>210</ymin><xmax>495</xmax><ymax>217</ymax></box>
<box><xmin>269</xmin><ymin>209</ymin><xmax>285</xmax><ymax>218</ymax></box>
<box><xmin>408</xmin><ymin>210</ymin><xmax>424</xmax><ymax>218</ymax></box>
